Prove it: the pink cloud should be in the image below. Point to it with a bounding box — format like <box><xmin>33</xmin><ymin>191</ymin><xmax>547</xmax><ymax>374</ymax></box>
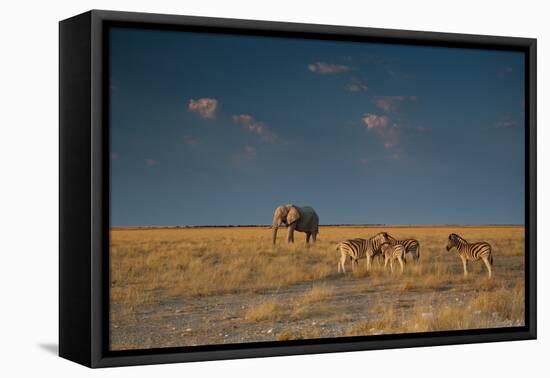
<box><xmin>233</xmin><ymin>114</ymin><xmax>277</xmax><ymax>142</ymax></box>
<box><xmin>308</xmin><ymin>62</ymin><xmax>352</xmax><ymax>74</ymax></box>
<box><xmin>344</xmin><ymin>77</ymin><xmax>368</xmax><ymax>92</ymax></box>
<box><xmin>362</xmin><ymin>113</ymin><xmax>389</xmax><ymax>129</ymax></box>
<box><xmin>145</xmin><ymin>159</ymin><xmax>158</xmax><ymax>167</ymax></box>
<box><xmin>188</xmin><ymin>98</ymin><xmax>218</xmax><ymax>119</ymax></box>
<box><xmin>374</xmin><ymin>96</ymin><xmax>417</xmax><ymax>112</ymax></box>
<box><xmin>361</xmin><ymin>113</ymin><xmax>399</xmax><ymax>149</ymax></box>
<box><xmin>381</xmin><ymin>127</ymin><xmax>400</xmax><ymax>149</ymax></box>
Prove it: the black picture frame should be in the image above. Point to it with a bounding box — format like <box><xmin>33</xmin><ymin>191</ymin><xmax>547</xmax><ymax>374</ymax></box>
<box><xmin>59</xmin><ymin>9</ymin><xmax>537</xmax><ymax>368</ymax></box>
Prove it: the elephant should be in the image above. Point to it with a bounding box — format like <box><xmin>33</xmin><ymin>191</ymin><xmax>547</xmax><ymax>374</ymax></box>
<box><xmin>271</xmin><ymin>204</ymin><xmax>319</xmax><ymax>245</ymax></box>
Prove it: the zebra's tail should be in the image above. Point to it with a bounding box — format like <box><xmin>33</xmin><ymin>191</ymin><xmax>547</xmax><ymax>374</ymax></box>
<box><xmin>416</xmin><ymin>244</ymin><xmax>421</xmax><ymax>261</ymax></box>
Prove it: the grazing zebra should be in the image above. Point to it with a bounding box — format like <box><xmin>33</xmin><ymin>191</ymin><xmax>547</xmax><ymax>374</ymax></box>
<box><xmin>446</xmin><ymin>233</ymin><xmax>493</xmax><ymax>278</ymax></box>
<box><xmin>380</xmin><ymin>242</ymin><xmax>406</xmax><ymax>273</ymax></box>
<box><xmin>386</xmin><ymin>234</ymin><xmax>420</xmax><ymax>261</ymax></box>
<box><xmin>336</xmin><ymin>232</ymin><xmax>390</xmax><ymax>274</ymax></box>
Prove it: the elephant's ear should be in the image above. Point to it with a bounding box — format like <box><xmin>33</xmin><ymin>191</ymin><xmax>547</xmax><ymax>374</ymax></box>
<box><xmin>286</xmin><ymin>205</ymin><xmax>300</xmax><ymax>224</ymax></box>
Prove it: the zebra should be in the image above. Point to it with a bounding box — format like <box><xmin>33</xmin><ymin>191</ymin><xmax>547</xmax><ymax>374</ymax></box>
<box><xmin>336</xmin><ymin>232</ymin><xmax>390</xmax><ymax>274</ymax></box>
<box><xmin>446</xmin><ymin>233</ymin><xmax>493</xmax><ymax>278</ymax></box>
<box><xmin>386</xmin><ymin>234</ymin><xmax>420</xmax><ymax>262</ymax></box>
<box><xmin>379</xmin><ymin>242</ymin><xmax>406</xmax><ymax>273</ymax></box>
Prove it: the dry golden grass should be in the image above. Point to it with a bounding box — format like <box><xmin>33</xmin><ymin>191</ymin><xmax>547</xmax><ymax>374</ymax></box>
<box><xmin>347</xmin><ymin>280</ymin><xmax>525</xmax><ymax>336</ymax></box>
<box><xmin>276</xmin><ymin>327</ymin><xmax>324</xmax><ymax>341</ymax></box>
<box><xmin>245</xmin><ymin>298</ymin><xmax>283</xmax><ymax>322</ymax></box>
<box><xmin>110</xmin><ymin>225</ymin><xmax>525</xmax><ymax>348</ymax></box>
<box><xmin>111</xmin><ymin>226</ymin><xmax>523</xmax><ymax>301</ymax></box>
<box><xmin>300</xmin><ymin>284</ymin><xmax>335</xmax><ymax>304</ymax></box>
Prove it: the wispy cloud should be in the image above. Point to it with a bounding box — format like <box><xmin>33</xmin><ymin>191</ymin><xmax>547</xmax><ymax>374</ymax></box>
<box><xmin>308</xmin><ymin>62</ymin><xmax>352</xmax><ymax>74</ymax></box>
<box><xmin>232</xmin><ymin>144</ymin><xmax>258</xmax><ymax>166</ymax></box>
<box><xmin>344</xmin><ymin>77</ymin><xmax>368</xmax><ymax>92</ymax></box>
<box><xmin>362</xmin><ymin>113</ymin><xmax>389</xmax><ymax>130</ymax></box>
<box><xmin>145</xmin><ymin>159</ymin><xmax>158</xmax><ymax>167</ymax></box>
<box><xmin>233</xmin><ymin>114</ymin><xmax>277</xmax><ymax>142</ymax></box>
<box><xmin>361</xmin><ymin>113</ymin><xmax>429</xmax><ymax>151</ymax></box>
<box><xmin>188</xmin><ymin>98</ymin><xmax>218</xmax><ymax>119</ymax></box>
<box><xmin>374</xmin><ymin>96</ymin><xmax>417</xmax><ymax>112</ymax></box>
<box><xmin>243</xmin><ymin>145</ymin><xmax>257</xmax><ymax>159</ymax></box>
<box><xmin>361</xmin><ymin>113</ymin><xmax>399</xmax><ymax>149</ymax></box>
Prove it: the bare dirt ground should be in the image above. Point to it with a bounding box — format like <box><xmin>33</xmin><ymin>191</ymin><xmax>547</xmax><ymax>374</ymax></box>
<box><xmin>110</xmin><ymin>226</ymin><xmax>525</xmax><ymax>350</ymax></box>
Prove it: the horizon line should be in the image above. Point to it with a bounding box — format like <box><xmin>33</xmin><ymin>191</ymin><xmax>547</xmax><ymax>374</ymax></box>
<box><xmin>110</xmin><ymin>223</ymin><xmax>525</xmax><ymax>229</ymax></box>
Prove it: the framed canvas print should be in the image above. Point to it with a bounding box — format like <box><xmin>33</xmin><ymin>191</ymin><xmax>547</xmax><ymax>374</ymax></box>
<box><xmin>59</xmin><ymin>10</ymin><xmax>536</xmax><ymax>368</ymax></box>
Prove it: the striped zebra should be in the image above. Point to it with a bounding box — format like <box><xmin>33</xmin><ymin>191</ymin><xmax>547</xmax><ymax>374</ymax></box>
<box><xmin>336</xmin><ymin>232</ymin><xmax>390</xmax><ymax>274</ymax></box>
<box><xmin>386</xmin><ymin>234</ymin><xmax>421</xmax><ymax>262</ymax></box>
<box><xmin>446</xmin><ymin>233</ymin><xmax>493</xmax><ymax>278</ymax></box>
<box><xmin>380</xmin><ymin>242</ymin><xmax>406</xmax><ymax>273</ymax></box>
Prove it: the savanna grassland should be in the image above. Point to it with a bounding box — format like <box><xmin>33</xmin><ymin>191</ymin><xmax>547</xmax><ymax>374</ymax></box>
<box><xmin>110</xmin><ymin>226</ymin><xmax>525</xmax><ymax>350</ymax></box>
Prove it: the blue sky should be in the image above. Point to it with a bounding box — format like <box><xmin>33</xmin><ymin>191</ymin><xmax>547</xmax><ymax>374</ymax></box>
<box><xmin>109</xmin><ymin>27</ymin><xmax>525</xmax><ymax>226</ymax></box>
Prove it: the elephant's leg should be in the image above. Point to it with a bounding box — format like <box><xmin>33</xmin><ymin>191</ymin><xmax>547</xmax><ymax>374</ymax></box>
<box><xmin>306</xmin><ymin>232</ymin><xmax>311</xmax><ymax>244</ymax></box>
<box><xmin>287</xmin><ymin>223</ymin><xmax>296</xmax><ymax>243</ymax></box>
<box><xmin>312</xmin><ymin>231</ymin><xmax>317</xmax><ymax>243</ymax></box>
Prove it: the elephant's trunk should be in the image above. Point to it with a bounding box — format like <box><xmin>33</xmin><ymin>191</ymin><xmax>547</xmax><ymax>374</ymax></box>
<box><xmin>272</xmin><ymin>226</ymin><xmax>278</xmax><ymax>245</ymax></box>
<box><xmin>272</xmin><ymin>213</ymin><xmax>281</xmax><ymax>245</ymax></box>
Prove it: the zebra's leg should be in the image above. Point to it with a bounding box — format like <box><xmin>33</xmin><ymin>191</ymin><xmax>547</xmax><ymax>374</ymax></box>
<box><xmin>339</xmin><ymin>253</ymin><xmax>347</xmax><ymax>274</ymax></box>
<box><xmin>398</xmin><ymin>257</ymin><xmax>404</xmax><ymax>273</ymax></box>
<box><xmin>460</xmin><ymin>256</ymin><xmax>468</xmax><ymax>276</ymax></box>
<box><xmin>366</xmin><ymin>255</ymin><xmax>372</xmax><ymax>271</ymax></box>
<box><xmin>482</xmin><ymin>256</ymin><xmax>493</xmax><ymax>278</ymax></box>
<box><xmin>390</xmin><ymin>259</ymin><xmax>394</xmax><ymax>273</ymax></box>
<box><xmin>384</xmin><ymin>256</ymin><xmax>389</xmax><ymax>271</ymax></box>
<box><xmin>351</xmin><ymin>259</ymin><xmax>358</xmax><ymax>273</ymax></box>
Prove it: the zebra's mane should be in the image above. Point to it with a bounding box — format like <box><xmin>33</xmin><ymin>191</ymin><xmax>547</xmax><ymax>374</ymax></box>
<box><xmin>451</xmin><ymin>233</ymin><xmax>468</xmax><ymax>244</ymax></box>
<box><xmin>386</xmin><ymin>234</ymin><xmax>398</xmax><ymax>242</ymax></box>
